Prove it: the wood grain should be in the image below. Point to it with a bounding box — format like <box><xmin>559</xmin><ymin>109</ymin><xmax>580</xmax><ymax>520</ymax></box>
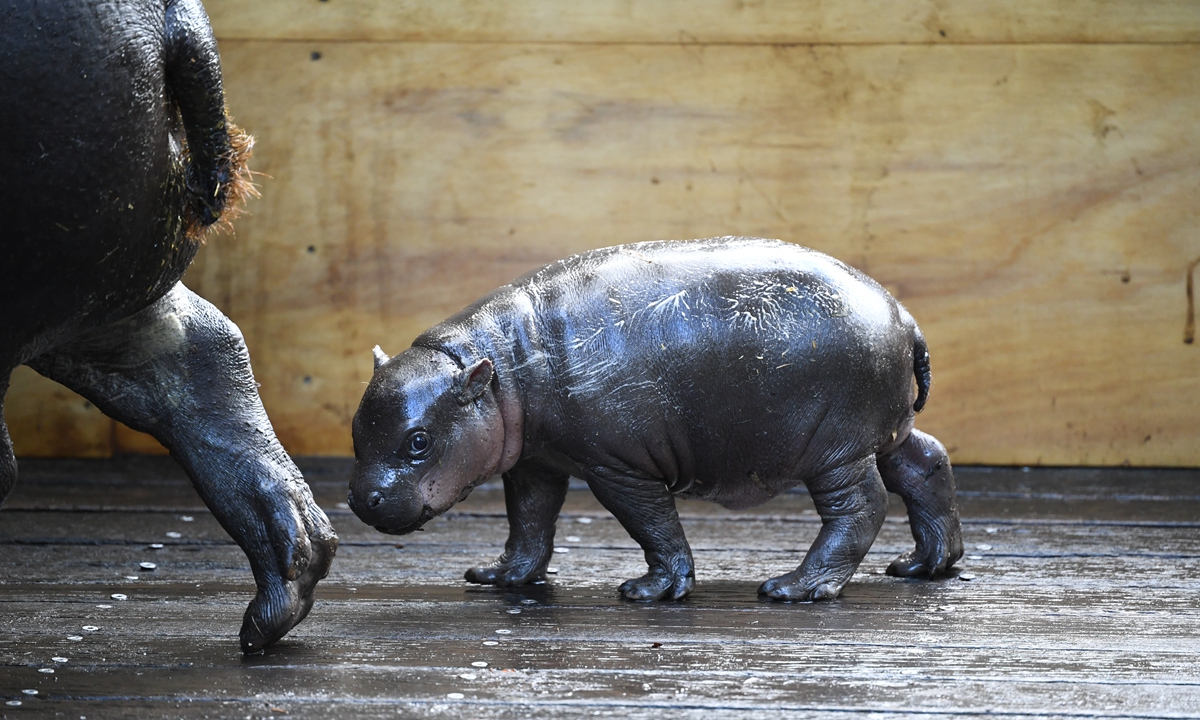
<box><xmin>185</xmin><ymin>41</ymin><xmax>1197</xmax><ymax>465</ymax></box>
<box><xmin>204</xmin><ymin>0</ymin><xmax>1200</xmax><ymax>44</ymax></box>
<box><xmin>6</xmin><ymin>12</ymin><xmax>1200</xmax><ymax>465</ymax></box>
<box><xmin>1</xmin><ymin>460</ymin><xmax>1198</xmax><ymax>718</ymax></box>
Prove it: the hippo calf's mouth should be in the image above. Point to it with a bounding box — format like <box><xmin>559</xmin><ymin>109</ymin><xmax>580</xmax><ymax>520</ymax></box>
<box><xmin>373</xmin><ymin>507</ymin><xmax>437</xmax><ymax>535</ymax></box>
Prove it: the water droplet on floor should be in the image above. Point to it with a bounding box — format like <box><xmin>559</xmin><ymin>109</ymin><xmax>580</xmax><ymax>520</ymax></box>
<box><xmin>482</xmin><ymin>641</ymin><xmax>499</xmax><ymax>646</ymax></box>
<box><xmin>82</xmin><ymin>626</ymin><xmax>99</xmax><ymax>632</ymax></box>
<box><xmin>974</xmin><ymin>544</ymin><xmax>992</xmax><ymax>551</ymax></box>
<box><xmin>21</xmin><ymin>689</ymin><xmax>37</xmax><ymax>695</ymax></box>
<box><xmin>5</xmin><ymin>700</ymin><xmax>21</xmax><ymax>706</ymax></box>
<box><xmin>506</xmin><ymin>609</ymin><xmax>521</xmax><ymax>615</ymax></box>
<box><xmin>458</xmin><ymin>673</ymin><xmax>477</xmax><ymax>680</ymax></box>
<box><xmin>959</xmin><ymin>573</ymin><xmax>977</xmax><ymax>581</ymax></box>
<box><xmin>545</xmin><ymin>567</ymin><xmax>558</xmax><ymax>574</ymax></box>
<box><xmin>565</xmin><ymin>536</ymin><xmax>581</xmax><ymax>543</ymax></box>
<box><xmin>166</xmin><ymin>532</ymin><xmax>182</xmax><ymax>539</ymax></box>
<box><xmin>985</xmin><ymin>527</ymin><xmax>998</xmax><ymax>534</ymax></box>
<box><xmin>96</xmin><ymin>605</ymin><xmax>112</xmax><ymax>610</ymax></box>
<box><xmin>577</xmin><ymin>517</ymin><xmax>593</xmax><ymax>524</ymax></box>
<box><xmin>38</xmin><ymin>668</ymin><xmax>54</xmax><ymax>674</ymax></box>
<box><xmin>52</xmin><ymin>657</ymin><xmax>67</xmax><ymax>663</ymax></box>
<box><xmin>180</xmin><ymin>516</ymin><xmax>194</xmax><ymax>522</ymax></box>
<box><xmin>520</xmin><ymin>599</ymin><xmax>537</xmax><ymax>605</ymax></box>
<box><xmin>471</xmin><ymin>661</ymin><xmax>488</xmax><ymax>667</ymax></box>
<box><xmin>967</xmin><ymin>554</ymin><xmax>983</xmax><ymax>561</ymax></box>
<box><xmin>494</xmin><ymin>629</ymin><xmax>512</xmax><ymax>635</ymax></box>
<box><xmin>110</xmin><ymin>594</ymin><xmax>128</xmax><ymax>601</ymax></box>
<box><xmin>446</xmin><ymin>693</ymin><xmax>464</xmax><ymax>700</ymax></box>
<box><xmin>124</xmin><ymin>576</ymin><xmax>139</xmax><ymax>581</ymax></box>
<box><xmin>139</xmin><ymin>562</ymin><xmax>157</xmax><ymax>571</ymax></box>
<box><xmin>149</xmin><ymin>543</ymin><xmax>164</xmax><ymax>550</ymax></box>
<box><xmin>553</xmin><ymin>547</ymin><xmax>569</xmax><ymax>553</ymax></box>
<box><xmin>67</xmin><ymin>636</ymin><xmax>83</xmax><ymax>642</ymax></box>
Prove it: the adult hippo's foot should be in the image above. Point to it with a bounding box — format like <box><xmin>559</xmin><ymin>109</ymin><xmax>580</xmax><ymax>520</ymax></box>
<box><xmin>465</xmin><ymin>464</ymin><xmax>568</xmax><ymax>587</ymax></box>
<box><xmin>582</xmin><ymin>468</ymin><xmax>695</xmax><ymax>602</ymax></box>
<box><xmin>759</xmin><ymin>456</ymin><xmax>887</xmax><ymax>601</ymax></box>
<box><xmin>877</xmin><ymin>428</ymin><xmax>962</xmax><ymax>578</ymax></box>
<box><xmin>27</xmin><ymin>283</ymin><xmax>338</xmax><ymax>653</ymax></box>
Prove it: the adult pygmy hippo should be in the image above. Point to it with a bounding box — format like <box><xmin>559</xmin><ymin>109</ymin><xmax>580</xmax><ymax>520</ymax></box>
<box><xmin>350</xmin><ymin>238</ymin><xmax>962</xmax><ymax>602</ymax></box>
<box><xmin>1</xmin><ymin>0</ymin><xmax>336</xmax><ymax>651</ymax></box>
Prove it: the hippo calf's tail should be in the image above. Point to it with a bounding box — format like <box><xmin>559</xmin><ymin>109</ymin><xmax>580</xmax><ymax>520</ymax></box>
<box><xmin>913</xmin><ymin>329</ymin><xmax>932</xmax><ymax>413</ymax></box>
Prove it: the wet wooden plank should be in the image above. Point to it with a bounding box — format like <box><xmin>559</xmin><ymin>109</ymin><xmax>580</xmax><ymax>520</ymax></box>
<box><xmin>2</xmin><ymin>586</ymin><xmax>1200</xmax><ymax>716</ymax></box>
<box><xmin>2</xmin><ymin>461</ymin><xmax>1199</xmax><ymax>716</ymax></box>
<box><xmin>205</xmin><ymin>0</ymin><xmax>1200</xmax><ymax>44</ymax></box>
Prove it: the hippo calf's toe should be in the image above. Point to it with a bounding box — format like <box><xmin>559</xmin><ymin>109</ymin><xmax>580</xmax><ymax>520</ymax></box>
<box><xmin>350</xmin><ymin>238</ymin><xmax>963</xmax><ymax>602</ymax></box>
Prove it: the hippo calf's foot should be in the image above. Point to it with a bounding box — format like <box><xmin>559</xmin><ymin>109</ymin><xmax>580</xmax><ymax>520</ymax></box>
<box><xmin>465</xmin><ymin>558</ymin><xmax>545</xmax><ymax>587</ymax></box>
<box><xmin>466</xmin><ymin>465</ymin><xmax>568</xmax><ymax>588</ymax></box>
<box><xmin>758</xmin><ymin>569</ymin><xmax>850</xmax><ymax>602</ymax></box>
<box><xmin>878</xmin><ymin>429</ymin><xmax>963</xmax><ymax>578</ymax></box>
<box><xmin>760</xmin><ymin>456</ymin><xmax>888</xmax><ymax>602</ymax></box>
<box><xmin>619</xmin><ymin>563</ymin><xmax>695</xmax><ymax>602</ymax></box>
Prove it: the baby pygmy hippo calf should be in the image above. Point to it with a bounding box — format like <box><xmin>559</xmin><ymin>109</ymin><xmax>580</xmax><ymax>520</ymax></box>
<box><xmin>349</xmin><ymin>238</ymin><xmax>962</xmax><ymax>602</ymax></box>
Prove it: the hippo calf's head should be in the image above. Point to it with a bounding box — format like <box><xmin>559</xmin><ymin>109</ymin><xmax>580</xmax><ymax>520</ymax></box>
<box><xmin>348</xmin><ymin>346</ymin><xmax>505</xmax><ymax>534</ymax></box>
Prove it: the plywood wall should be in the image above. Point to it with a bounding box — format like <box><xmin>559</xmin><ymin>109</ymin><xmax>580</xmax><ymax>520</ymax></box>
<box><xmin>7</xmin><ymin>1</ymin><xmax>1200</xmax><ymax>465</ymax></box>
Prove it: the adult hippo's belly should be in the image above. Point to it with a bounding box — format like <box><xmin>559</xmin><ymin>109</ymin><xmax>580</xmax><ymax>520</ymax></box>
<box><xmin>0</xmin><ymin>0</ymin><xmax>337</xmax><ymax>653</ymax></box>
<box><xmin>522</xmin><ymin>242</ymin><xmax>918</xmax><ymax>509</ymax></box>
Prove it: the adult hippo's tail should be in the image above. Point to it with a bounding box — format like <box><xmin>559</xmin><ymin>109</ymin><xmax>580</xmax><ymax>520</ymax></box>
<box><xmin>165</xmin><ymin>0</ymin><xmax>257</xmax><ymax>239</ymax></box>
<box><xmin>913</xmin><ymin>329</ymin><xmax>931</xmax><ymax>413</ymax></box>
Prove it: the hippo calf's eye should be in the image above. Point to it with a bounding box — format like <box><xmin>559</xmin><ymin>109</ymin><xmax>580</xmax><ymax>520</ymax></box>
<box><xmin>404</xmin><ymin>429</ymin><xmax>433</xmax><ymax>460</ymax></box>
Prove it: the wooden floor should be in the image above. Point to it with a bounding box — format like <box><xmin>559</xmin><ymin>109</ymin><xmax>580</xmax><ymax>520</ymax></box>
<box><xmin>1</xmin><ymin>459</ymin><xmax>1198</xmax><ymax>718</ymax></box>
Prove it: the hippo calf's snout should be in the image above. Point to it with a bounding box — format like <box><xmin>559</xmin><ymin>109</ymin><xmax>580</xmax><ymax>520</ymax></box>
<box><xmin>347</xmin><ymin>465</ymin><xmax>426</xmax><ymax>534</ymax></box>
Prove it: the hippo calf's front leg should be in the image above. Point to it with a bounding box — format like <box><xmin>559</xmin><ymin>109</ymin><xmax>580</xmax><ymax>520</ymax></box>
<box><xmin>466</xmin><ymin>463</ymin><xmax>569</xmax><ymax>586</ymax></box>
<box><xmin>582</xmin><ymin>467</ymin><xmax>695</xmax><ymax>602</ymax></box>
<box><xmin>759</xmin><ymin>456</ymin><xmax>887</xmax><ymax>601</ymax></box>
<box><xmin>28</xmin><ymin>284</ymin><xmax>337</xmax><ymax>652</ymax></box>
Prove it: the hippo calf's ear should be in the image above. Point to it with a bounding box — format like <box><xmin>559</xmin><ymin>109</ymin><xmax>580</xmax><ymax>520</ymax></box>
<box><xmin>372</xmin><ymin>345</ymin><xmax>390</xmax><ymax>371</ymax></box>
<box><xmin>455</xmin><ymin>358</ymin><xmax>494</xmax><ymax>405</ymax></box>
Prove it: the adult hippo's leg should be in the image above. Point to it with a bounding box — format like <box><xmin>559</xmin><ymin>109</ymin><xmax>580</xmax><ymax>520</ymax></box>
<box><xmin>759</xmin><ymin>455</ymin><xmax>887</xmax><ymax>601</ymax></box>
<box><xmin>465</xmin><ymin>462</ymin><xmax>569</xmax><ymax>586</ymax></box>
<box><xmin>877</xmin><ymin>428</ymin><xmax>963</xmax><ymax>578</ymax></box>
<box><xmin>0</xmin><ymin>371</ymin><xmax>15</xmax><ymax>505</ymax></box>
<box><xmin>27</xmin><ymin>283</ymin><xmax>337</xmax><ymax>653</ymax></box>
<box><xmin>581</xmin><ymin>467</ymin><xmax>695</xmax><ymax>602</ymax></box>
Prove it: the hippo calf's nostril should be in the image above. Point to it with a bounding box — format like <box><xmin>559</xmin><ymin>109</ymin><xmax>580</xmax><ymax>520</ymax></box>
<box><xmin>368</xmin><ymin>491</ymin><xmax>383</xmax><ymax>508</ymax></box>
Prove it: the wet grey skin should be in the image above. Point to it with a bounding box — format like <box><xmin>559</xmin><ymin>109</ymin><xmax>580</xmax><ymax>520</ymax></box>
<box><xmin>1</xmin><ymin>1</ymin><xmax>337</xmax><ymax>652</ymax></box>
<box><xmin>350</xmin><ymin>238</ymin><xmax>962</xmax><ymax>603</ymax></box>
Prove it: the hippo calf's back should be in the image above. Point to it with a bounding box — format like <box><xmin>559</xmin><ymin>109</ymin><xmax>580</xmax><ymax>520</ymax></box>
<box><xmin>501</xmin><ymin>239</ymin><xmax>919</xmax><ymax>502</ymax></box>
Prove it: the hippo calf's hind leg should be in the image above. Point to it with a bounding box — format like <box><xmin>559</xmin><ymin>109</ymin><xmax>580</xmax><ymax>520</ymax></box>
<box><xmin>27</xmin><ymin>284</ymin><xmax>337</xmax><ymax>652</ymax></box>
<box><xmin>759</xmin><ymin>455</ymin><xmax>887</xmax><ymax>601</ymax></box>
<box><xmin>877</xmin><ymin>428</ymin><xmax>963</xmax><ymax>578</ymax></box>
<box><xmin>582</xmin><ymin>467</ymin><xmax>695</xmax><ymax>602</ymax></box>
<box><xmin>466</xmin><ymin>463</ymin><xmax>568</xmax><ymax>586</ymax></box>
